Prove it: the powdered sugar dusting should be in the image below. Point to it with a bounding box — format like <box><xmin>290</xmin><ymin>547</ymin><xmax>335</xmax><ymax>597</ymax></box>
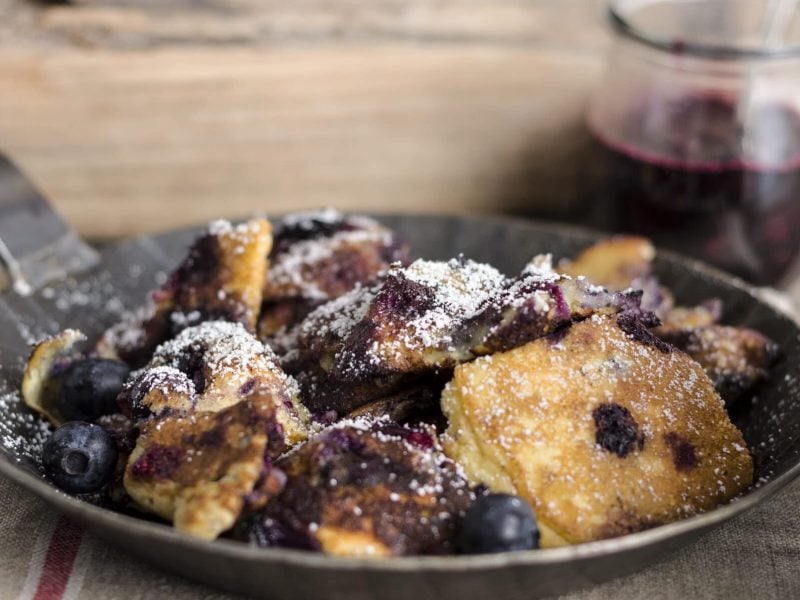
<box><xmin>0</xmin><ymin>213</ymin><xmax>794</xmax><ymax>553</ymax></box>
<box><xmin>295</xmin><ymin>282</ymin><xmax>377</xmax><ymax>345</ymax></box>
<box><xmin>0</xmin><ymin>388</ymin><xmax>51</xmax><ymax>466</ymax></box>
<box><xmin>443</xmin><ymin>314</ymin><xmax>755</xmax><ymax>540</ymax></box>
<box><xmin>281</xmin><ymin>254</ymin><xmax>641</xmax><ymax>386</ymax></box>
<box><xmin>396</xmin><ymin>258</ymin><xmax>505</xmax><ymax>349</ymax></box>
<box><xmin>406</xmin><ymin>258</ymin><xmax>504</xmax><ymax>311</ymax></box>
<box><xmin>152</xmin><ymin>320</ymin><xmax>267</xmax><ymax>367</ymax></box>
<box><xmin>136</xmin><ymin>365</ymin><xmax>196</xmax><ymax>398</ymax></box>
<box><xmin>101</xmin><ymin>302</ymin><xmax>153</xmax><ymax>353</ymax></box>
<box><xmin>275</xmin><ymin>208</ymin><xmax>383</xmax><ymax>233</ymax></box>
<box><xmin>522</xmin><ymin>253</ymin><xmax>557</xmax><ymax>278</ymax></box>
<box><xmin>268</xmin><ymin>229</ymin><xmax>394</xmax><ymax>301</ymax></box>
<box><xmin>282</xmin><ymin>257</ymin><xmax>507</xmax><ymax>379</ymax></box>
<box><xmin>313</xmin><ymin>415</ymin><xmax>473</xmax><ymax>503</ymax></box>
<box><xmin>147</xmin><ymin>320</ymin><xmax>299</xmax><ymax>398</ymax></box>
<box><xmin>208</xmin><ymin>219</ymin><xmax>263</xmax><ymax>238</ymax></box>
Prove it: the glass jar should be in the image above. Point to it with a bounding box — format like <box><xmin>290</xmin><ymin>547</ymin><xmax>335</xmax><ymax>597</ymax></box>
<box><xmin>586</xmin><ymin>0</ymin><xmax>800</xmax><ymax>285</ymax></box>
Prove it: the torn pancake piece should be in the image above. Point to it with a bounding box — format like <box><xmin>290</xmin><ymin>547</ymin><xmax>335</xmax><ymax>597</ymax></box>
<box><xmin>100</xmin><ymin>218</ymin><xmax>272</xmax><ymax>367</ymax></box>
<box><xmin>258</xmin><ymin>210</ymin><xmax>410</xmax><ymax>339</ymax></box>
<box><xmin>21</xmin><ymin>329</ymin><xmax>87</xmax><ymax>426</ymax></box>
<box><xmin>276</xmin><ymin>258</ymin><xmax>506</xmax><ymax>414</ymax></box>
<box><xmin>560</xmin><ymin>237</ymin><xmax>779</xmax><ymax>405</ymax></box>
<box><xmin>123</xmin><ymin>389</ymin><xmax>287</xmax><ymax>540</ymax></box>
<box><xmin>118</xmin><ymin>321</ymin><xmax>310</xmax><ymax>445</ymax></box>
<box><xmin>559</xmin><ymin>236</ymin><xmax>672</xmax><ymax>316</ymax></box>
<box><xmin>442</xmin><ymin>314</ymin><xmax>753</xmax><ymax>546</ymax></box>
<box><xmin>231</xmin><ymin>418</ymin><xmax>474</xmax><ymax>556</ymax></box>
<box><xmin>264</xmin><ymin>211</ymin><xmax>408</xmax><ymax>302</ymax></box>
<box><xmin>560</xmin><ymin>236</ymin><xmax>655</xmax><ymax>291</ymax></box>
<box><xmin>658</xmin><ymin>324</ymin><xmax>780</xmax><ymax>406</ymax></box>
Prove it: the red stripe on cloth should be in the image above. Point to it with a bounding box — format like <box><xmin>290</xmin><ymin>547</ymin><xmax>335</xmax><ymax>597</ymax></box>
<box><xmin>31</xmin><ymin>517</ymin><xmax>84</xmax><ymax>600</ymax></box>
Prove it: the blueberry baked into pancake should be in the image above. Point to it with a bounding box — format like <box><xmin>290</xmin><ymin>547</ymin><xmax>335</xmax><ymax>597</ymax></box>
<box><xmin>19</xmin><ymin>213</ymin><xmax>776</xmax><ymax>557</ymax></box>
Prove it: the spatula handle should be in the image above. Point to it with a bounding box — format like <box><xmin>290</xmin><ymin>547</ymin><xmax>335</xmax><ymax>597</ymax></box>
<box><xmin>0</xmin><ymin>153</ymin><xmax>99</xmax><ymax>295</ymax></box>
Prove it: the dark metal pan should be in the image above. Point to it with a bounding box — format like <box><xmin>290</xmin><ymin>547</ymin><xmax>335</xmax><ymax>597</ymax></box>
<box><xmin>1</xmin><ymin>159</ymin><xmax>799</xmax><ymax>599</ymax></box>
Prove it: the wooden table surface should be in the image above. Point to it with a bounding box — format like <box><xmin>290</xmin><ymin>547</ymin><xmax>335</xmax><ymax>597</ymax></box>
<box><xmin>0</xmin><ymin>0</ymin><xmax>608</xmax><ymax>240</ymax></box>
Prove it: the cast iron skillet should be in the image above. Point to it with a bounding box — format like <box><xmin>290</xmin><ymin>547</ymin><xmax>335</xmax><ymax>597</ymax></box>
<box><xmin>1</xmin><ymin>195</ymin><xmax>800</xmax><ymax>598</ymax></box>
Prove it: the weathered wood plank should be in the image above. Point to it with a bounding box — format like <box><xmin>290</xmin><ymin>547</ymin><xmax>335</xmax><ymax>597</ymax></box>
<box><xmin>0</xmin><ymin>45</ymin><xmax>603</xmax><ymax>239</ymax></box>
<box><xmin>0</xmin><ymin>1</ymin><xmax>610</xmax><ymax>238</ymax></box>
<box><xmin>1</xmin><ymin>0</ymin><xmax>607</xmax><ymax>50</ymax></box>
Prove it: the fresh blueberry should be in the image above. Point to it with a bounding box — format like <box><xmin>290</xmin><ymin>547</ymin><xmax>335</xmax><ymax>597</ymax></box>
<box><xmin>42</xmin><ymin>422</ymin><xmax>118</xmax><ymax>494</ymax></box>
<box><xmin>57</xmin><ymin>359</ymin><xmax>131</xmax><ymax>422</ymax></box>
<box><xmin>457</xmin><ymin>493</ymin><xmax>540</xmax><ymax>554</ymax></box>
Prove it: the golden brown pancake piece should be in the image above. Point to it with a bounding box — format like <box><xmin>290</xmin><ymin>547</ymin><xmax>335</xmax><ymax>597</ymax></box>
<box><xmin>560</xmin><ymin>236</ymin><xmax>674</xmax><ymax>317</ymax></box>
<box><xmin>442</xmin><ymin>314</ymin><xmax>753</xmax><ymax>546</ymax></box>
<box><xmin>21</xmin><ymin>329</ymin><xmax>86</xmax><ymax>426</ymax></box>
<box><xmin>655</xmin><ymin>299</ymin><xmax>723</xmax><ymax>333</ymax></box>
<box><xmin>560</xmin><ymin>236</ymin><xmax>655</xmax><ymax>291</ymax></box>
<box><xmin>561</xmin><ymin>237</ymin><xmax>778</xmax><ymax>405</ymax></box>
<box><xmin>124</xmin><ymin>389</ymin><xmax>287</xmax><ymax>540</ymax></box>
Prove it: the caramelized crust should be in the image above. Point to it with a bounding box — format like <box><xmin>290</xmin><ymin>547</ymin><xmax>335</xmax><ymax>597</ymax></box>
<box><xmin>124</xmin><ymin>391</ymin><xmax>287</xmax><ymax>540</ymax></box>
<box><xmin>232</xmin><ymin>419</ymin><xmax>473</xmax><ymax>556</ymax></box>
<box><xmin>442</xmin><ymin>314</ymin><xmax>753</xmax><ymax>546</ymax></box>
<box><xmin>100</xmin><ymin>219</ymin><xmax>272</xmax><ymax>367</ymax></box>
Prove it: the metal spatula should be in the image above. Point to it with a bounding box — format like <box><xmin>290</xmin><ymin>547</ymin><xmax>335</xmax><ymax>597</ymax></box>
<box><xmin>0</xmin><ymin>153</ymin><xmax>99</xmax><ymax>295</ymax></box>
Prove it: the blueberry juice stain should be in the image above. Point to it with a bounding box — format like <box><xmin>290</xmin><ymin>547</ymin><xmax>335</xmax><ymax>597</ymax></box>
<box><xmin>585</xmin><ymin>94</ymin><xmax>800</xmax><ymax>285</ymax></box>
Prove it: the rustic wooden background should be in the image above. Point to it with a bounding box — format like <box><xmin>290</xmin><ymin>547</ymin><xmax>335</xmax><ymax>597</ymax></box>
<box><xmin>0</xmin><ymin>0</ymin><xmax>609</xmax><ymax>239</ymax></box>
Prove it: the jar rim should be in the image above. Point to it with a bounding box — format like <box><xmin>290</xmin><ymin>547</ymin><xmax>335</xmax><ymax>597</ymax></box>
<box><xmin>609</xmin><ymin>0</ymin><xmax>800</xmax><ymax>60</ymax></box>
